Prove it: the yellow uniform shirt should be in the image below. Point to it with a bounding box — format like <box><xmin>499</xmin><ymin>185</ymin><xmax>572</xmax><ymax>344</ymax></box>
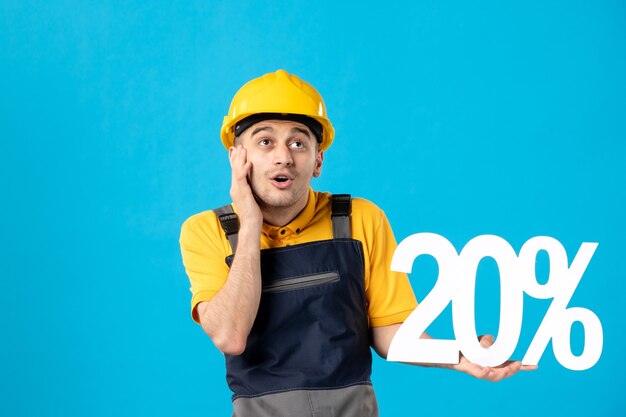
<box><xmin>180</xmin><ymin>188</ymin><xmax>417</xmax><ymax>327</ymax></box>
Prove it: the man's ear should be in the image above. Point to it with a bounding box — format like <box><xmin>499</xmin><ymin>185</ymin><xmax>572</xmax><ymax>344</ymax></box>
<box><xmin>313</xmin><ymin>151</ymin><xmax>324</xmax><ymax>178</ymax></box>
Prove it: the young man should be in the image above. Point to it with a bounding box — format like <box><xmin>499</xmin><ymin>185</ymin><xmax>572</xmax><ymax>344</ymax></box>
<box><xmin>180</xmin><ymin>69</ymin><xmax>531</xmax><ymax>417</ymax></box>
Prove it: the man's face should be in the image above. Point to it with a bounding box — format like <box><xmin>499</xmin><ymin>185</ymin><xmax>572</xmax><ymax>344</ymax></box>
<box><xmin>236</xmin><ymin>119</ymin><xmax>324</xmax><ymax>210</ymax></box>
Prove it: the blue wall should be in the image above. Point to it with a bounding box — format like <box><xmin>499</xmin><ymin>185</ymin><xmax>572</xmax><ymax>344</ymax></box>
<box><xmin>1</xmin><ymin>1</ymin><xmax>624</xmax><ymax>415</ymax></box>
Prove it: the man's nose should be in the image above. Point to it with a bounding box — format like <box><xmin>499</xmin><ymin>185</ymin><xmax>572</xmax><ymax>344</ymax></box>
<box><xmin>273</xmin><ymin>143</ymin><xmax>293</xmax><ymax>166</ymax></box>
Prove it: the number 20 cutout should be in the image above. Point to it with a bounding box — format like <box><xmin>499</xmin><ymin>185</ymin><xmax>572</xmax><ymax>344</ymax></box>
<box><xmin>387</xmin><ymin>234</ymin><xmax>603</xmax><ymax>371</ymax></box>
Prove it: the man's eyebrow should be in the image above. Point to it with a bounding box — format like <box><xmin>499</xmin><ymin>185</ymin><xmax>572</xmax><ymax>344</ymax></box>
<box><xmin>251</xmin><ymin>126</ymin><xmax>274</xmax><ymax>136</ymax></box>
<box><xmin>291</xmin><ymin>126</ymin><xmax>311</xmax><ymax>138</ymax></box>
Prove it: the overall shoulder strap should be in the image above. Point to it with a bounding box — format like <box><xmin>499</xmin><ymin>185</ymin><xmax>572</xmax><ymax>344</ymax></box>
<box><xmin>213</xmin><ymin>204</ymin><xmax>239</xmax><ymax>253</ymax></box>
<box><xmin>330</xmin><ymin>194</ymin><xmax>352</xmax><ymax>239</ymax></box>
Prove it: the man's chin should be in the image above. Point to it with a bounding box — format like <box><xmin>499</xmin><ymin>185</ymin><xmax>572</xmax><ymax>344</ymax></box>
<box><xmin>258</xmin><ymin>198</ymin><xmax>296</xmax><ymax>209</ymax></box>
<box><xmin>254</xmin><ymin>191</ymin><xmax>299</xmax><ymax>210</ymax></box>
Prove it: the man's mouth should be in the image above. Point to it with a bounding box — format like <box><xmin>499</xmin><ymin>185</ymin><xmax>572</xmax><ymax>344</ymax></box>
<box><xmin>270</xmin><ymin>174</ymin><xmax>293</xmax><ymax>189</ymax></box>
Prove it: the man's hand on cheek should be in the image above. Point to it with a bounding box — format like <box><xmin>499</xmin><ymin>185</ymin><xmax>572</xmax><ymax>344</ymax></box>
<box><xmin>229</xmin><ymin>145</ymin><xmax>262</xmax><ymax>229</ymax></box>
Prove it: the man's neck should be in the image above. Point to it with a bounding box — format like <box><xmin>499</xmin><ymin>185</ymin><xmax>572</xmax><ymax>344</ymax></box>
<box><xmin>260</xmin><ymin>197</ymin><xmax>308</xmax><ymax>228</ymax></box>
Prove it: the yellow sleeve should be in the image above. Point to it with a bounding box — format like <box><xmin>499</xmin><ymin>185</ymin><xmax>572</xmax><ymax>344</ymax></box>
<box><xmin>360</xmin><ymin>202</ymin><xmax>418</xmax><ymax>327</ymax></box>
<box><xmin>179</xmin><ymin>211</ymin><xmax>231</xmax><ymax>324</ymax></box>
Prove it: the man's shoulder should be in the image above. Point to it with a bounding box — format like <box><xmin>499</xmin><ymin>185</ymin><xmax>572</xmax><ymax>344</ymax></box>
<box><xmin>313</xmin><ymin>191</ymin><xmax>386</xmax><ymax>228</ymax></box>
<box><xmin>180</xmin><ymin>208</ymin><xmax>222</xmax><ymax>241</ymax></box>
<box><xmin>351</xmin><ymin>196</ymin><xmax>384</xmax><ymax>215</ymax></box>
<box><xmin>313</xmin><ymin>191</ymin><xmax>383</xmax><ymax>214</ymax></box>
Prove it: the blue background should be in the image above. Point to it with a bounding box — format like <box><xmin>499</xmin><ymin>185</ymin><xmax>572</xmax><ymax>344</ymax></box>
<box><xmin>2</xmin><ymin>1</ymin><xmax>625</xmax><ymax>415</ymax></box>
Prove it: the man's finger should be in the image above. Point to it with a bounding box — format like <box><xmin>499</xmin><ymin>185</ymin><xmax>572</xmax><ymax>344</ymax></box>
<box><xmin>479</xmin><ymin>334</ymin><xmax>495</xmax><ymax>347</ymax></box>
<box><xmin>471</xmin><ymin>366</ymin><xmax>491</xmax><ymax>379</ymax></box>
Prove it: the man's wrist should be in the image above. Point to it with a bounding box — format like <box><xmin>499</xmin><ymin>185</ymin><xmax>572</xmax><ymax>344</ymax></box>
<box><xmin>238</xmin><ymin>222</ymin><xmax>262</xmax><ymax>238</ymax></box>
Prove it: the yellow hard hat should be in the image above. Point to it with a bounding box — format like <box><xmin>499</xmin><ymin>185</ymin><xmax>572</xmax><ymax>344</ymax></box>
<box><xmin>220</xmin><ymin>69</ymin><xmax>335</xmax><ymax>151</ymax></box>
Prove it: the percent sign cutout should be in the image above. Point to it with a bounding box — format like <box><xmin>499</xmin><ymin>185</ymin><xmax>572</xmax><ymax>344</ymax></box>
<box><xmin>387</xmin><ymin>234</ymin><xmax>603</xmax><ymax>371</ymax></box>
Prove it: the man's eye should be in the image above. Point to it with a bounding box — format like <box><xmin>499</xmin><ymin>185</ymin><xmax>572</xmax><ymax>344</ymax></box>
<box><xmin>290</xmin><ymin>141</ymin><xmax>304</xmax><ymax>149</ymax></box>
<box><xmin>259</xmin><ymin>139</ymin><xmax>271</xmax><ymax>146</ymax></box>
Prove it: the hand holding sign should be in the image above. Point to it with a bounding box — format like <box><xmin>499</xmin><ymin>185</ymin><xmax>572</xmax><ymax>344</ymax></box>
<box><xmin>387</xmin><ymin>234</ymin><xmax>602</xmax><ymax>371</ymax></box>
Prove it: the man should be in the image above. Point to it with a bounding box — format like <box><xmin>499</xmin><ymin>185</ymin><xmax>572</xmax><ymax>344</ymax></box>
<box><xmin>180</xmin><ymin>69</ymin><xmax>532</xmax><ymax>417</ymax></box>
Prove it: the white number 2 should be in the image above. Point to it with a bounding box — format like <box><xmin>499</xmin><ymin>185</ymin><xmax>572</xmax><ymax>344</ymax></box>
<box><xmin>386</xmin><ymin>233</ymin><xmax>461</xmax><ymax>364</ymax></box>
